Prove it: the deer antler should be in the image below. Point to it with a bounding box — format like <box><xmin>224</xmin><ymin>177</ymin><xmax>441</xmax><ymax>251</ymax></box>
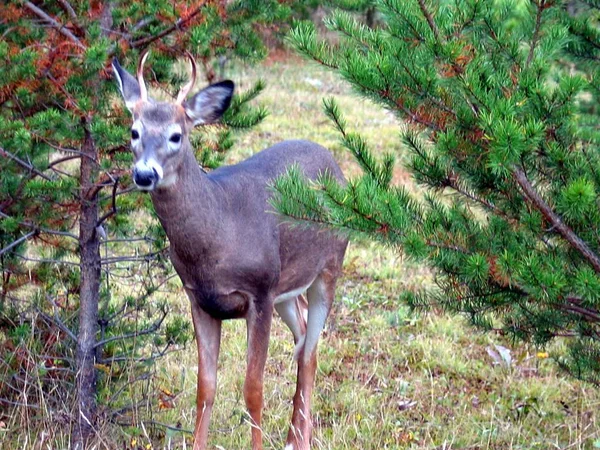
<box><xmin>137</xmin><ymin>49</ymin><xmax>150</xmax><ymax>102</ymax></box>
<box><xmin>176</xmin><ymin>52</ymin><xmax>197</xmax><ymax>104</ymax></box>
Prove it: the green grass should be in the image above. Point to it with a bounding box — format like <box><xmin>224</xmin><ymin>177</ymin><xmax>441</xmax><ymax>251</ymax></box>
<box><xmin>3</xmin><ymin>56</ymin><xmax>600</xmax><ymax>449</ymax></box>
<box><xmin>141</xmin><ymin>58</ymin><xmax>600</xmax><ymax>449</ymax></box>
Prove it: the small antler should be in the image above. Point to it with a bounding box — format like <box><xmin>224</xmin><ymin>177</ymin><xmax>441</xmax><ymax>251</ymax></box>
<box><xmin>137</xmin><ymin>49</ymin><xmax>150</xmax><ymax>102</ymax></box>
<box><xmin>176</xmin><ymin>52</ymin><xmax>197</xmax><ymax>104</ymax></box>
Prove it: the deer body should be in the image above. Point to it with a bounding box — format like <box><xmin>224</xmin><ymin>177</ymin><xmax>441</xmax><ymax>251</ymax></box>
<box><xmin>113</xmin><ymin>53</ymin><xmax>347</xmax><ymax>450</ymax></box>
<box><xmin>154</xmin><ymin>140</ymin><xmax>346</xmax><ymax>320</ymax></box>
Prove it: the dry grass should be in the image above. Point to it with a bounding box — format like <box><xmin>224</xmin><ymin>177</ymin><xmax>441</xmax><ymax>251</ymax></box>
<box><xmin>3</xmin><ymin>56</ymin><xmax>600</xmax><ymax>449</ymax></box>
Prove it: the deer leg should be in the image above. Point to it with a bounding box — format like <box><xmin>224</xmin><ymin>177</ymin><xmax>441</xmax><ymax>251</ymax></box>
<box><xmin>286</xmin><ymin>273</ymin><xmax>336</xmax><ymax>450</ymax></box>
<box><xmin>244</xmin><ymin>299</ymin><xmax>274</xmax><ymax>450</ymax></box>
<box><xmin>275</xmin><ymin>294</ymin><xmax>308</xmax><ymax>360</ymax></box>
<box><xmin>189</xmin><ymin>299</ymin><xmax>222</xmax><ymax>450</ymax></box>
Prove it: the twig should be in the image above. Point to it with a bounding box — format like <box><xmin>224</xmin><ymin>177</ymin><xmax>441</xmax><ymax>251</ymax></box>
<box><xmin>48</xmin><ymin>154</ymin><xmax>81</xmax><ymax>168</ymax></box>
<box><xmin>417</xmin><ymin>0</ymin><xmax>440</xmax><ymax>41</ymax></box>
<box><xmin>24</xmin><ymin>1</ymin><xmax>86</xmax><ymax>50</ymax></box>
<box><xmin>513</xmin><ymin>166</ymin><xmax>600</xmax><ymax>273</ymax></box>
<box><xmin>129</xmin><ymin>6</ymin><xmax>205</xmax><ymax>50</ymax></box>
<box><xmin>0</xmin><ymin>397</ymin><xmax>41</xmax><ymax>409</ymax></box>
<box><xmin>57</xmin><ymin>0</ymin><xmax>78</xmax><ymax>24</ymax></box>
<box><xmin>38</xmin><ymin>297</ymin><xmax>77</xmax><ymax>342</ymax></box>
<box><xmin>1</xmin><ymin>147</ymin><xmax>53</xmax><ymax>181</ymax></box>
<box><xmin>98</xmin><ymin>343</ymin><xmax>174</xmax><ymax>364</ymax></box>
<box><xmin>97</xmin><ymin>175</ymin><xmax>120</xmax><ymax>226</ymax></box>
<box><xmin>0</xmin><ymin>230</ymin><xmax>38</xmax><ymax>257</ymax></box>
<box><xmin>94</xmin><ymin>306</ymin><xmax>168</xmax><ymax>348</ymax></box>
<box><xmin>143</xmin><ymin>420</ymin><xmax>193</xmax><ymax>435</ymax></box>
<box><xmin>0</xmin><ymin>211</ymin><xmax>78</xmax><ymax>240</ymax></box>
<box><xmin>107</xmin><ymin>373</ymin><xmax>152</xmax><ymax>405</ymax></box>
<box><xmin>527</xmin><ymin>0</ymin><xmax>545</xmax><ymax>67</ymax></box>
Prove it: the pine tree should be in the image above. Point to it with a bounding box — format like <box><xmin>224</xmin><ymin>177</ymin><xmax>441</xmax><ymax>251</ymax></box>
<box><xmin>0</xmin><ymin>0</ymin><xmax>288</xmax><ymax>445</ymax></box>
<box><xmin>274</xmin><ymin>0</ymin><xmax>600</xmax><ymax>384</ymax></box>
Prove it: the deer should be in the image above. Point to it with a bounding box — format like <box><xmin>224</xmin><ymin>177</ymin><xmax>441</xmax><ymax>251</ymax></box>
<box><xmin>112</xmin><ymin>51</ymin><xmax>348</xmax><ymax>450</ymax></box>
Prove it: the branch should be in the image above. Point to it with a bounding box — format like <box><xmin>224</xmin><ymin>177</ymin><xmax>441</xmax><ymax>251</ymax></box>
<box><xmin>0</xmin><ymin>211</ymin><xmax>78</xmax><ymax>240</ymax></box>
<box><xmin>417</xmin><ymin>0</ymin><xmax>440</xmax><ymax>41</ymax></box>
<box><xmin>142</xmin><ymin>420</ymin><xmax>193</xmax><ymax>435</ymax></box>
<box><xmin>98</xmin><ymin>343</ymin><xmax>174</xmax><ymax>364</ymax></box>
<box><xmin>128</xmin><ymin>6</ymin><xmax>205</xmax><ymax>50</ymax></box>
<box><xmin>56</xmin><ymin>0</ymin><xmax>78</xmax><ymax>25</ymax></box>
<box><xmin>24</xmin><ymin>1</ymin><xmax>86</xmax><ymax>50</ymax></box>
<box><xmin>97</xmin><ymin>175</ymin><xmax>120</xmax><ymax>226</ymax></box>
<box><xmin>527</xmin><ymin>0</ymin><xmax>545</xmax><ymax>67</ymax></box>
<box><xmin>1</xmin><ymin>147</ymin><xmax>53</xmax><ymax>181</ymax></box>
<box><xmin>0</xmin><ymin>230</ymin><xmax>38</xmax><ymax>257</ymax></box>
<box><xmin>94</xmin><ymin>306</ymin><xmax>168</xmax><ymax>348</ymax></box>
<box><xmin>513</xmin><ymin>166</ymin><xmax>600</xmax><ymax>273</ymax></box>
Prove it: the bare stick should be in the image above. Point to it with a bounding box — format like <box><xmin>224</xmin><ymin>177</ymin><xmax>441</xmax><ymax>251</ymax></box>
<box><xmin>1</xmin><ymin>147</ymin><xmax>53</xmax><ymax>181</ymax></box>
<box><xmin>94</xmin><ymin>307</ymin><xmax>168</xmax><ymax>348</ymax></box>
<box><xmin>0</xmin><ymin>211</ymin><xmax>78</xmax><ymax>240</ymax></box>
<box><xmin>57</xmin><ymin>0</ymin><xmax>78</xmax><ymax>24</ymax></box>
<box><xmin>24</xmin><ymin>1</ymin><xmax>86</xmax><ymax>50</ymax></box>
<box><xmin>97</xmin><ymin>175</ymin><xmax>120</xmax><ymax>226</ymax></box>
<box><xmin>0</xmin><ymin>230</ymin><xmax>38</xmax><ymax>257</ymax></box>
<box><xmin>513</xmin><ymin>166</ymin><xmax>600</xmax><ymax>273</ymax></box>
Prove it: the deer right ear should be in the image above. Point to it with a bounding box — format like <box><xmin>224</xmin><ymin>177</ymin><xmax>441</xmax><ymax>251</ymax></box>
<box><xmin>112</xmin><ymin>59</ymin><xmax>141</xmax><ymax>113</ymax></box>
<box><xmin>183</xmin><ymin>80</ymin><xmax>234</xmax><ymax>126</ymax></box>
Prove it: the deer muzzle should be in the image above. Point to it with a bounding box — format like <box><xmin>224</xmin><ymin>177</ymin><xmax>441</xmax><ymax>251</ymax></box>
<box><xmin>133</xmin><ymin>158</ymin><xmax>163</xmax><ymax>191</ymax></box>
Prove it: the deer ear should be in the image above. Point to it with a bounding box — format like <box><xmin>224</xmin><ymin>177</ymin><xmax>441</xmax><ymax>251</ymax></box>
<box><xmin>183</xmin><ymin>80</ymin><xmax>234</xmax><ymax>126</ymax></box>
<box><xmin>112</xmin><ymin>58</ymin><xmax>141</xmax><ymax>113</ymax></box>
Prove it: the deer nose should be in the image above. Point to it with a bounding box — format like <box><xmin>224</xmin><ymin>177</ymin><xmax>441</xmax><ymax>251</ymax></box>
<box><xmin>133</xmin><ymin>167</ymin><xmax>159</xmax><ymax>189</ymax></box>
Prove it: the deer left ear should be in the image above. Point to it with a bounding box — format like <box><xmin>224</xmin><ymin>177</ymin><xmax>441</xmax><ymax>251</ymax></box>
<box><xmin>184</xmin><ymin>80</ymin><xmax>234</xmax><ymax>126</ymax></box>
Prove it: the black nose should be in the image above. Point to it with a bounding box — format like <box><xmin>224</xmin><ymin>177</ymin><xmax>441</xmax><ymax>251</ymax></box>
<box><xmin>133</xmin><ymin>168</ymin><xmax>158</xmax><ymax>187</ymax></box>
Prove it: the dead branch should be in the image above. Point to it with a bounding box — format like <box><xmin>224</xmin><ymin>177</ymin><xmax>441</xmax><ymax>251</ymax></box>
<box><xmin>24</xmin><ymin>1</ymin><xmax>86</xmax><ymax>50</ymax></box>
<box><xmin>513</xmin><ymin>166</ymin><xmax>600</xmax><ymax>274</ymax></box>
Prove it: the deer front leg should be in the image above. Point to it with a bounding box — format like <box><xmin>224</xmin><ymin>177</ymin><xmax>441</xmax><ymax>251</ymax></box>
<box><xmin>189</xmin><ymin>299</ymin><xmax>222</xmax><ymax>450</ymax></box>
<box><xmin>244</xmin><ymin>299</ymin><xmax>274</xmax><ymax>450</ymax></box>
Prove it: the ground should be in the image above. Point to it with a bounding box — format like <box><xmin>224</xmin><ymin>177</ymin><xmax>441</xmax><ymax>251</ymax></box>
<box><xmin>141</xmin><ymin>58</ymin><xmax>600</xmax><ymax>450</ymax></box>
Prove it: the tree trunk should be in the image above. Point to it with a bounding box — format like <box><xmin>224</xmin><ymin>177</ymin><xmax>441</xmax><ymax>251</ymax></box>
<box><xmin>74</xmin><ymin>119</ymin><xmax>100</xmax><ymax>448</ymax></box>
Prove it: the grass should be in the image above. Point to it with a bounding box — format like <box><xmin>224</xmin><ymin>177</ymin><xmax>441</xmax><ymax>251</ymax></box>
<box><xmin>3</xmin><ymin>56</ymin><xmax>600</xmax><ymax>449</ymax></box>
<box><xmin>140</xmin><ymin>57</ymin><xmax>600</xmax><ymax>449</ymax></box>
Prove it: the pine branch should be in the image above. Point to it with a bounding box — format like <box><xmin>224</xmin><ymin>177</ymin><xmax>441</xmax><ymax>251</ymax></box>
<box><xmin>527</xmin><ymin>0</ymin><xmax>545</xmax><ymax>67</ymax></box>
<box><xmin>513</xmin><ymin>167</ymin><xmax>600</xmax><ymax>273</ymax></box>
<box><xmin>417</xmin><ymin>0</ymin><xmax>440</xmax><ymax>41</ymax></box>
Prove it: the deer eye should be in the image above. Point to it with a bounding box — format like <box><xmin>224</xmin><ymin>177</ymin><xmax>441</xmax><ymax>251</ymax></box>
<box><xmin>169</xmin><ymin>133</ymin><xmax>182</xmax><ymax>144</ymax></box>
<box><xmin>131</xmin><ymin>129</ymin><xmax>140</xmax><ymax>140</ymax></box>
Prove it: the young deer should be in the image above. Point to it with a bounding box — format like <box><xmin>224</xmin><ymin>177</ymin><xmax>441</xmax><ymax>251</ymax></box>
<box><xmin>112</xmin><ymin>52</ymin><xmax>347</xmax><ymax>450</ymax></box>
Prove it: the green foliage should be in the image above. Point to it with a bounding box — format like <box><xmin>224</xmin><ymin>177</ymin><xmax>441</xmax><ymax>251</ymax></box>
<box><xmin>276</xmin><ymin>0</ymin><xmax>600</xmax><ymax>384</ymax></box>
<box><xmin>0</xmin><ymin>0</ymin><xmax>290</xmax><ymax>442</ymax></box>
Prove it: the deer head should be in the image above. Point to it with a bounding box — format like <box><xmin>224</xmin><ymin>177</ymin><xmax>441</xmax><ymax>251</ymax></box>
<box><xmin>112</xmin><ymin>51</ymin><xmax>234</xmax><ymax>191</ymax></box>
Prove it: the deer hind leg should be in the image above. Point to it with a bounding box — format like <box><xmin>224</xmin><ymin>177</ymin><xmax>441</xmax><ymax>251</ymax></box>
<box><xmin>275</xmin><ymin>294</ymin><xmax>308</xmax><ymax>360</ymax></box>
<box><xmin>189</xmin><ymin>299</ymin><xmax>222</xmax><ymax>450</ymax></box>
<box><xmin>245</xmin><ymin>298</ymin><xmax>274</xmax><ymax>450</ymax></box>
<box><xmin>286</xmin><ymin>272</ymin><xmax>337</xmax><ymax>450</ymax></box>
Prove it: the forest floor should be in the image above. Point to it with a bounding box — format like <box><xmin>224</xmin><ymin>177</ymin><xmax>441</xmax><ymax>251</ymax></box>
<box><xmin>142</xmin><ymin>56</ymin><xmax>600</xmax><ymax>450</ymax></box>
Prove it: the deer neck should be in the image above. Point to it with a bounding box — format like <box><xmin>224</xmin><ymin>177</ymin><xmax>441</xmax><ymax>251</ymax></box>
<box><xmin>149</xmin><ymin>149</ymin><xmax>221</xmax><ymax>244</ymax></box>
